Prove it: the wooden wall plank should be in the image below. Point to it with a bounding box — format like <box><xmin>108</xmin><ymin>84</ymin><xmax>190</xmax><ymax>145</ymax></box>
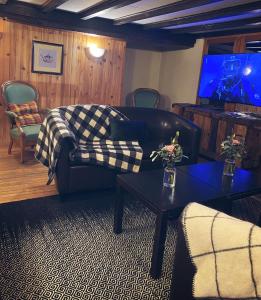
<box><xmin>233</xmin><ymin>36</ymin><xmax>246</xmax><ymax>53</ymax></box>
<box><xmin>0</xmin><ymin>19</ymin><xmax>126</xmax><ymax>145</ymax></box>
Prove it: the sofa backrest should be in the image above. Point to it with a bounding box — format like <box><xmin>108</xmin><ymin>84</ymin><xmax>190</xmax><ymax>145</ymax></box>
<box><xmin>116</xmin><ymin>106</ymin><xmax>200</xmax><ymax>147</ymax></box>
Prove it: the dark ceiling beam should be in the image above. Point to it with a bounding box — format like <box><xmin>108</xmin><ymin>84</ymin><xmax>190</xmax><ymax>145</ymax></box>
<box><xmin>41</xmin><ymin>0</ymin><xmax>68</xmax><ymax>13</ymax></box>
<box><xmin>196</xmin><ymin>26</ymin><xmax>261</xmax><ymax>38</ymax></box>
<box><xmin>146</xmin><ymin>1</ymin><xmax>261</xmax><ymax>29</ymax></box>
<box><xmin>114</xmin><ymin>0</ymin><xmax>224</xmax><ymax>25</ymax></box>
<box><xmin>0</xmin><ymin>1</ymin><xmax>196</xmax><ymax>51</ymax></box>
<box><xmin>78</xmin><ymin>0</ymin><xmax>140</xmax><ymax>20</ymax></box>
<box><xmin>170</xmin><ymin>16</ymin><xmax>261</xmax><ymax>34</ymax></box>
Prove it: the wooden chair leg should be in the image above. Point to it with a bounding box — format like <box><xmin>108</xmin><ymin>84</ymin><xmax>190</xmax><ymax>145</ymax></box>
<box><xmin>20</xmin><ymin>135</ymin><xmax>25</xmax><ymax>163</ymax></box>
<box><xmin>8</xmin><ymin>138</ymin><xmax>13</xmax><ymax>154</ymax></box>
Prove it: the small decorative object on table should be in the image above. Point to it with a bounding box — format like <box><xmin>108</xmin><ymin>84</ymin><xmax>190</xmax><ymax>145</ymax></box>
<box><xmin>220</xmin><ymin>133</ymin><xmax>246</xmax><ymax>177</ymax></box>
<box><xmin>150</xmin><ymin>131</ymin><xmax>187</xmax><ymax>188</ymax></box>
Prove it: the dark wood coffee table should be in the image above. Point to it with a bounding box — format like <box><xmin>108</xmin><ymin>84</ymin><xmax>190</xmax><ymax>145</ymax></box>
<box><xmin>113</xmin><ymin>161</ymin><xmax>261</xmax><ymax>279</ymax></box>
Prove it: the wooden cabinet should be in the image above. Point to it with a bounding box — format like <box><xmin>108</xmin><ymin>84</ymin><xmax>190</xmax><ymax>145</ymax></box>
<box><xmin>214</xmin><ymin>113</ymin><xmax>261</xmax><ymax>168</ymax></box>
<box><xmin>172</xmin><ymin>103</ymin><xmax>192</xmax><ymax>116</ymax></box>
<box><xmin>173</xmin><ymin>105</ymin><xmax>221</xmax><ymax>158</ymax></box>
<box><xmin>184</xmin><ymin>107</ymin><xmax>217</xmax><ymax>154</ymax></box>
<box><xmin>172</xmin><ymin>103</ymin><xmax>261</xmax><ymax>168</ymax></box>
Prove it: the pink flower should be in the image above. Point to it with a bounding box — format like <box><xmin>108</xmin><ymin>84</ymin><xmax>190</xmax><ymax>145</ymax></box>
<box><xmin>163</xmin><ymin>144</ymin><xmax>175</xmax><ymax>153</ymax></box>
<box><xmin>232</xmin><ymin>139</ymin><xmax>240</xmax><ymax>145</ymax></box>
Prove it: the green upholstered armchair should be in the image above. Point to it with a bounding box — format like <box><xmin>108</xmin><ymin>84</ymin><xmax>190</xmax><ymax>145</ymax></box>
<box><xmin>1</xmin><ymin>80</ymin><xmax>45</xmax><ymax>163</ymax></box>
<box><xmin>131</xmin><ymin>88</ymin><xmax>160</xmax><ymax>108</ymax></box>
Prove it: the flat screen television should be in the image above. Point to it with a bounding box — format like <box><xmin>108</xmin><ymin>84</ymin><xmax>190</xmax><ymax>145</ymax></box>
<box><xmin>198</xmin><ymin>53</ymin><xmax>261</xmax><ymax>107</ymax></box>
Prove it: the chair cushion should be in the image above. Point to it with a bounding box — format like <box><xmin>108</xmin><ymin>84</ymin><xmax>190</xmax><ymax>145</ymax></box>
<box><xmin>16</xmin><ymin>113</ymin><xmax>42</xmax><ymax>126</ymax></box>
<box><xmin>8</xmin><ymin>101</ymin><xmax>42</xmax><ymax>126</ymax></box>
<box><xmin>109</xmin><ymin>119</ymin><xmax>147</xmax><ymax>142</ymax></box>
<box><xmin>11</xmin><ymin>124</ymin><xmax>41</xmax><ymax>140</ymax></box>
<box><xmin>8</xmin><ymin>101</ymin><xmax>38</xmax><ymax>114</ymax></box>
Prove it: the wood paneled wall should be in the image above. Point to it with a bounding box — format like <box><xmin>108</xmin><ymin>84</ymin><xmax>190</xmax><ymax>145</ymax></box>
<box><xmin>0</xmin><ymin>19</ymin><xmax>126</xmax><ymax>145</ymax></box>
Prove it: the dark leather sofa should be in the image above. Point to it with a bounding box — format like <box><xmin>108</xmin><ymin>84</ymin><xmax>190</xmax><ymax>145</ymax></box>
<box><xmin>55</xmin><ymin>107</ymin><xmax>201</xmax><ymax>194</ymax></box>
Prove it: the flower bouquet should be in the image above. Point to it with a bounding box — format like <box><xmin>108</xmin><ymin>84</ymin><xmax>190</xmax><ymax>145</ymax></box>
<box><xmin>150</xmin><ymin>131</ymin><xmax>187</xmax><ymax>188</ymax></box>
<box><xmin>220</xmin><ymin>133</ymin><xmax>246</xmax><ymax>176</ymax></box>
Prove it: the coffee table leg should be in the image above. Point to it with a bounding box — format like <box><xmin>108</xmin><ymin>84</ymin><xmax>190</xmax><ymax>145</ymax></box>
<box><xmin>114</xmin><ymin>186</ymin><xmax>124</xmax><ymax>234</ymax></box>
<box><xmin>150</xmin><ymin>212</ymin><xmax>168</xmax><ymax>279</ymax></box>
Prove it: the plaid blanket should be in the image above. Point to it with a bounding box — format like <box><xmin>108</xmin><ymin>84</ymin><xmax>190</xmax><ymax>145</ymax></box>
<box><xmin>182</xmin><ymin>203</ymin><xmax>261</xmax><ymax>299</ymax></box>
<box><xmin>35</xmin><ymin>105</ymin><xmax>143</xmax><ymax>184</ymax></box>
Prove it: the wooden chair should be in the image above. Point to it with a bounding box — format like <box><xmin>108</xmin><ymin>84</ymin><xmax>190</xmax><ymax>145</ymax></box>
<box><xmin>1</xmin><ymin>80</ymin><xmax>43</xmax><ymax>163</ymax></box>
<box><xmin>131</xmin><ymin>88</ymin><xmax>160</xmax><ymax>108</ymax></box>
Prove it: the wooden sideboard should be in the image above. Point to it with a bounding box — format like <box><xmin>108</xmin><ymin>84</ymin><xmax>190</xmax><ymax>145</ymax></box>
<box><xmin>172</xmin><ymin>103</ymin><xmax>261</xmax><ymax>168</ymax></box>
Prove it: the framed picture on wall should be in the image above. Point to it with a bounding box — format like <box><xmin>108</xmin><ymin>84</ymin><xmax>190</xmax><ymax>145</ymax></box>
<box><xmin>32</xmin><ymin>40</ymin><xmax>64</xmax><ymax>75</ymax></box>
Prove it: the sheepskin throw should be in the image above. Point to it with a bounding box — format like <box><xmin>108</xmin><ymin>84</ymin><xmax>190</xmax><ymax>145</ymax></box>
<box><xmin>182</xmin><ymin>203</ymin><xmax>261</xmax><ymax>299</ymax></box>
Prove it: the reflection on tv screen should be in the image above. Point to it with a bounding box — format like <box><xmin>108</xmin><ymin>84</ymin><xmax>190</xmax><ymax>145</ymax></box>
<box><xmin>198</xmin><ymin>54</ymin><xmax>261</xmax><ymax>107</ymax></box>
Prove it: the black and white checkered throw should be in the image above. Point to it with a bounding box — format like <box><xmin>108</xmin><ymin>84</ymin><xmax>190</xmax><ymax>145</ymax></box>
<box><xmin>35</xmin><ymin>105</ymin><xmax>143</xmax><ymax>184</ymax></box>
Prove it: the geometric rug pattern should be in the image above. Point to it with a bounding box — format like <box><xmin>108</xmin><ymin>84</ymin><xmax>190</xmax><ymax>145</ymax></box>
<box><xmin>0</xmin><ymin>191</ymin><xmax>177</xmax><ymax>300</ymax></box>
<box><xmin>0</xmin><ymin>191</ymin><xmax>260</xmax><ymax>300</ymax></box>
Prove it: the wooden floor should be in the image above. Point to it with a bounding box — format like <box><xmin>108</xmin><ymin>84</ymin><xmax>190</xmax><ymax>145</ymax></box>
<box><xmin>0</xmin><ymin>146</ymin><xmax>57</xmax><ymax>204</ymax></box>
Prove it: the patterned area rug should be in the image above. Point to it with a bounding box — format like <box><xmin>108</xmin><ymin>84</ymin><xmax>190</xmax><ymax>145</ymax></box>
<box><xmin>0</xmin><ymin>191</ymin><xmax>177</xmax><ymax>300</ymax></box>
<box><xmin>0</xmin><ymin>191</ymin><xmax>260</xmax><ymax>300</ymax></box>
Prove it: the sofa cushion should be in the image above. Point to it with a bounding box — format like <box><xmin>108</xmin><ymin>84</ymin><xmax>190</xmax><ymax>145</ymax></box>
<box><xmin>109</xmin><ymin>119</ymin><xmax>147</xmax><ymax>142</ymax></box>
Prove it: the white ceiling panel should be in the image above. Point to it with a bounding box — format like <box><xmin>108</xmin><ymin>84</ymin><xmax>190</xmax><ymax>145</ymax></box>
<box><xmin>135</xmin><ymin>0</ymin><xmax>259</xmax><ymax>25</ymax></box>
<box><xmin>58</xmin><ymin>0</ymin><xmax>101</xmax><ymax>13</ymax></box>
<box><xmin>97</xmin><ymin>0</ymin><xmax>179</xmax><ymax>19</ymax></box>
<box><xmin>57</xmin><ymin>0</ymin><xmax>179</xmax><ymax>15</ymax></box>
<box><xmin>18</xmin><ymin>0</ymin><xmax>46</xmax><ymax>5</ymax></box>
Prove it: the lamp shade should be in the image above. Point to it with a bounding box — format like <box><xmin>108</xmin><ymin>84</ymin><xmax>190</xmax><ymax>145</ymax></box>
<box><xmin>88</xmin><ymin>45</ymin><xmax>106</xmax><ymax>58</ymax></box>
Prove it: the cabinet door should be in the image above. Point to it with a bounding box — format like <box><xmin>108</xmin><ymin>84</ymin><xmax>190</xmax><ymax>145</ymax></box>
<box><xmin>193</xmin><ymin>113</ymin><xmax>211</xmax><ymax>152</ymax></box>
<box><xmin>201</xmin><ymin>117</ymin><xmax>211</xmax><ymax>152</ymax></box>
<box><xmin>243</xmin><ymin>127</ymin><xmax>261</xmax><ymax>169</ymax></box>
<box><xmin>216</xmin><ymin>120</ymin><xmax>227</xmax><ymax>155</ymax></box>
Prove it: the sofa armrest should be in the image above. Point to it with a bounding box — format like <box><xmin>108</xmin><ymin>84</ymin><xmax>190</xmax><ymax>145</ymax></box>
<box><xmin>171</xmin><ymin>114</ymin><xmax>201</xmax><ymax>164</ymax></box>
<box><xmin>55</xmin><ymin>138</ymin><xmax>75</xmax><ymax>194</ymax></box>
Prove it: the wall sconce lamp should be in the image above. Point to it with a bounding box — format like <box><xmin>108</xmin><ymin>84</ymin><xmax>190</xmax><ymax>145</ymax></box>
<box><xmin>88</xmin><ymin>44</ymin><xmax>106</xmax><ymax>58</ymax></box>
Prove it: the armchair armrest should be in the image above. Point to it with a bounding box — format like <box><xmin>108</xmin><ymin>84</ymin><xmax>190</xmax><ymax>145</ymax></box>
<box><xmin>171</xmin><ymin>114</ymin><xmax>201</xmax><ymax>164</ymax></box>
<box><xmin>5</xmin><ymin>111</ymin><xmax>26</xmax><ymax>136</ymax></box>
<box><xmin>5</xmin><ymin>110</ymin><xmax>17</xmax><ymax>127</ymax></box>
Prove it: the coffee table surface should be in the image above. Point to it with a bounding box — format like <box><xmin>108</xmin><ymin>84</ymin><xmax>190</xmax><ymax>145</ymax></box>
<box><xmin>178</xmin><ymin>162</ymin><xmax>261</xmax><ymax>195</ymax></box>
<box><xmin>115</xmin><ymin>161</ymin><xmax>261</xmax><ymax>279</ymax></box>
<box><xmin>117</xmin><ymin>161</ymin><xmax>261</xmax><ymax>213</ymax></box>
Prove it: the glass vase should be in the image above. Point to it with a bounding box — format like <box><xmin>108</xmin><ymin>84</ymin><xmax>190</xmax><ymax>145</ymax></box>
<box><xmin>163</xmin><ymin>165</ymin><xmax>176</xmax><ymax>188</ymax></box>
<box><xmin>223</xmin><ymin>159</ymin><xmax>236</xmax><ymax>177</ymax></box>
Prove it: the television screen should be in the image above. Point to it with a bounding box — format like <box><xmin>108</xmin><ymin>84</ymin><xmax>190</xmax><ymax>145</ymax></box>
<box><xmin>198</xmin><ymin>53</ymin><xmax>261</xmax><ymax>106</ymax></box>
